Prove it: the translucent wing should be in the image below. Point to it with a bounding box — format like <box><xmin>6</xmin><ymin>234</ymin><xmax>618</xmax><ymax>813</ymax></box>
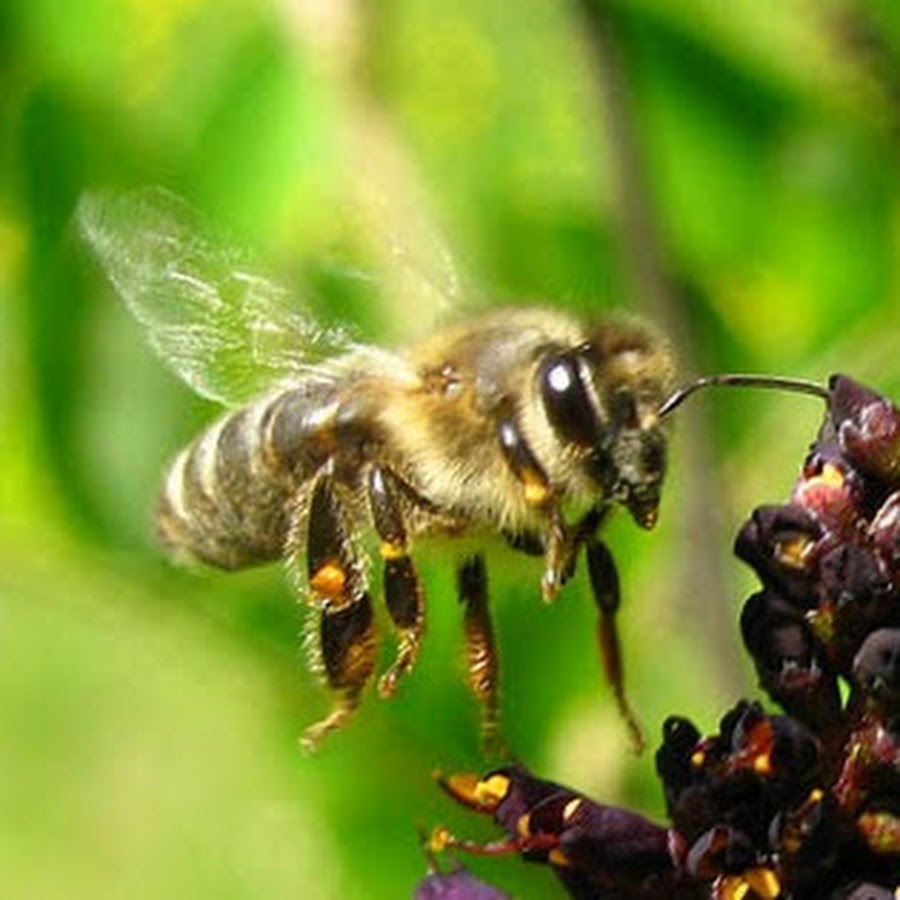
<box><xmin>344</xmin><ymin>179</ymin><xmax>478</xmax><ymax>340</ymax></box>
<box><xmin>77</xmin><ymin>186</ymin><xmax>363</xmax><ymax>407</ymax></box>
<box><xmin>338</xmin><ymin>118</ymin><xmax>487</xmax><ymax>342</ymax></box>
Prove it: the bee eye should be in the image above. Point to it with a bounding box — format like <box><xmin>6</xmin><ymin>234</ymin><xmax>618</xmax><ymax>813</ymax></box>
<box><xmin>539</xmin><ymin>353</ymin><xmax>598</xmax><ymax>446</ymax></box>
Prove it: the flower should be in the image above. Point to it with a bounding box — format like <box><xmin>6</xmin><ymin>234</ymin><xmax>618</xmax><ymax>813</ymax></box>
<box><xmin>419</xmin><ymin>375</ymin><xmax>900</xmax><ymax>899</ymax></box>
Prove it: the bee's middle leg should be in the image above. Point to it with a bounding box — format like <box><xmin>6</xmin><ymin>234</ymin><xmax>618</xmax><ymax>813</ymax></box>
<box><xmin>367</xmin><ymin>465</ymin><xmax>426</xmax><ymax>699</ymax></box>
<box><xmin>299</xmin><ymin>470</ymin><xmax>378</xmax><ymax>752</ymax></box>
<box><xmin>585</xmin><ymin>535</ymin><xmax>644</xmax><ymax>753</ymax></box>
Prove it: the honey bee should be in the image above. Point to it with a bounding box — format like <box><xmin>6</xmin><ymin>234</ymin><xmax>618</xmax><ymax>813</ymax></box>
<box><xmin>78</xmin><ymin>187</ymin><xmax>674</xmax><ymax>752</ymax></box>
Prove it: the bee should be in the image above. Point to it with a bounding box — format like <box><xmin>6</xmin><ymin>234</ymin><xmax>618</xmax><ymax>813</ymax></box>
<box><xmin>78</xmin><ymin>187</ymin><xmax>675</xmax><ymax>752</ymax></box>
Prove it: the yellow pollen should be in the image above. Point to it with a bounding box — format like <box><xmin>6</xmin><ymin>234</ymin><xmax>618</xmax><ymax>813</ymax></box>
<box><xmin>548</xmin><ymin>848</ymin><xmax>570</xmax><ymax>867</ymax></box>
<box><xmin>310</xmin><ymin>562</ymin><xmax>347</xmax><ymax>598</ymax></box>
<box><xmin>379</xmin><ymin>541</ymin><xmax>405</xmax><ymax>560</ymax></box>
<box><xmin>753</xmin><ymin>753</ymin><xmax>773</xmax><ymax>776</ymax></box>
<box><xmin>691</xmin><ymin>750</ymin><xmax>705</xmax><ymax>768</ymax></box>
<box><xmin>523</xmin><ymin>475</ymin><xmax>549</xmax><ymax>506</ymax></box>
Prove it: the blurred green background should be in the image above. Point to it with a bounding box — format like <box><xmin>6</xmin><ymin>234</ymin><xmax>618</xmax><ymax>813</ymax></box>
<box><xmin>2</xmin><ymin>1</ymin><xmax>900</xmax><ymax>898</ymax></box>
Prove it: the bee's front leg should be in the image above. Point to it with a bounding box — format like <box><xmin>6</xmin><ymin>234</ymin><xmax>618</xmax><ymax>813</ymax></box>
<box><xmin>497</xmin><ymin>414</ymin><xmax>566</xmax><ymax>601</ymax></box>
<box><xmin>299</xmin><ymin>469</ymin><xmax>378</xmax><ymax>752</ymax></box>
<box><xmin>367</xmin><ymin>465</ymin><xmax>426</xmax><ymax>699</ymax></box>
<box><xmin>540</xmin><ymin>505</ymin><xmax>609</xmax><ymax>601</ymax></box>
<box><xmin>540</xmin><ymin>506</ymin><xmax>573</xmax><ymax>602</ymax></box>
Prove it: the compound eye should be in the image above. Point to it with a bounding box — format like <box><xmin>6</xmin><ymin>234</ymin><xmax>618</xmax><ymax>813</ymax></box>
<box><xmin>539</xmin><ymin>352</ymin><xmax>598</xmax><ymax>446</ymax></box>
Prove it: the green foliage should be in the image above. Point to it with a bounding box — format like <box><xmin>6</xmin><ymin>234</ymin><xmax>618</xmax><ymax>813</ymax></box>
<box><xmin>2</xmin><ymin>2</ymin><xmax>899</xmax><ymax>898</ymax></box>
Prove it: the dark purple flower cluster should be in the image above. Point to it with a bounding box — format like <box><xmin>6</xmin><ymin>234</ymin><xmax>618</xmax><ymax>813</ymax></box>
<box><xmin>716</xmin><ymin>374</ymin><xmax>900</xmax><ymax>894</ymax></box>
<box><xmin>417</xmin><ymin>375</ymin><xmax>900</xmax><ymax>899</ymax></box>
<box><xmin>656</xmin><ymin>700</ymin><xmax>895</xmax><ymax>898</ymax></box>
<box><xmin>419</xmin><ymin>765</ymin><xmax>703</xmax><ymax>899</ymax></box>
<box><xmin>737</xmin><ymin>375</ymin><xmax>900</xmax><ymax>739</ymax></box>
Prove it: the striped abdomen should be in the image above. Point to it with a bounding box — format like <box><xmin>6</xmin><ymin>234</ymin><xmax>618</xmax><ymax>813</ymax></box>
<box><xmin>156</xmin><ymin>380</ymin><xmax>340</xmax><ymax>570</ymax></box>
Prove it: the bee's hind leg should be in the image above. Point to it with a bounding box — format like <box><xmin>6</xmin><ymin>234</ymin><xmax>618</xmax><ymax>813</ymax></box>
<box><xmin>458</xmin><ymin>553</ymin><xmax>506</xmax><ymax>758</ymax></box>
<box><xmin>299</xmin><ymin>471</ymin><xmax>378</xmax><ymax>752</ymax></box>
<box><xmin>301</xmin><ymin>596</ymin><xmax>377</xmax><ymax>751</ymax></box>
<box><xmin>367</xmin><ymin>465</ymin><xmax>426</xmax><ymax>699</ymax></box>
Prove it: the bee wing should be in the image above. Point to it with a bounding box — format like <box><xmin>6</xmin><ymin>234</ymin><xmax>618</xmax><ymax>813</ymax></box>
<box><xmin>336</xmin><ymin>121</ymin><xmax>488</xmax><ymax>342</ymax></box>
<box><xmin>345</xmin><ymin>178</ymin><xmax>481</xmax><ymax>340</ymax></box>
<box><xmin>77</xmin><ymin>186</ymin><xmax>363</xmax><ymax>407</ymax></box>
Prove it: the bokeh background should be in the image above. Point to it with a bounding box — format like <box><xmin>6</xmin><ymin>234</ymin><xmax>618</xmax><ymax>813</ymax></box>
<box><xmin>2</xmin><ymin>1</ymin><xmax>900</xmax><ymax>897</ymax></box>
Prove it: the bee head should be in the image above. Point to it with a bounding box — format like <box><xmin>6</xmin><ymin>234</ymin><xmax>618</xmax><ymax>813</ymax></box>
<box><xmin>538</xmin><ymin>320</ymin><xmax>673</xmax><ymax>528</ymax></box>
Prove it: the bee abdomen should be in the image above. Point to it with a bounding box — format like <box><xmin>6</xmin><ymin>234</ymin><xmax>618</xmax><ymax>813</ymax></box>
<box><xmin>157</xmin><ymin>382</ymin><xmax>338</xmax><ymax>570</ymax></box>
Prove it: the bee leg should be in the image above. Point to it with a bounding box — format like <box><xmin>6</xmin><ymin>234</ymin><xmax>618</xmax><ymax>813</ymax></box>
<box><xmin>300</xmin><ymin>471</ymin><xmax>378</xmax><ymax>752</ymax></box>
<box><xmin>458</xmin><ymin>554</ymin><xmax>505</xmax><ymax>757</ymax></box>
<box><xmin>540</xmin><ymin>506</ymin><xmax>610</xmax><ymax>600</ymax></box>
<box><xmin>585</xmin><ymin>536</ymin><xmax>644</xmax><ymax>753</ymax></box>
<box><xmin>496</xmin><ymin>415</ymin><xmax>609</xmax><ymax>600</ymax></box>
<box><xmin>367</xmin><ymin>465</ymin><xmax>426</xmax><ymax>699</ymax></box>
<box><xmin>540</xmin><ymin>506</ymin><xmax>573</xmax><ymax>601</ymax></box>
<box><xmin>501</xmin><ymin>527</ymin><xmax>544</xmax><ymax>556</ymax></box>
<box><xmin>301</xmin><ymin>594</ymin><xmax>377</xmax><ymax>751</ymax></box>
<box><xmin>497</xmin><ymin>415</ymin><xmax>567</xmax><ymax>600</ymax></box>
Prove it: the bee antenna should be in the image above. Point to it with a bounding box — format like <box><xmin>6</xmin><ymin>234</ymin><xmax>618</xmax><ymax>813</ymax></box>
<box><xmin>659</xmin><ymin>374</ymin><xmax>831</xmax><ymax>418</ymax></box>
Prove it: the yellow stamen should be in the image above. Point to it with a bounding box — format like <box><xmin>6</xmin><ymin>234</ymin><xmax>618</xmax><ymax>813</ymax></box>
<box><xmin>516</xmin><ymin>813</ymin><xmax>531</xmax><ymax>838</ymax></box>
<box><xmin>428</xmin><ymin>826</ymin><xmax>452</xmax><ymax>853</ymax></box>
<box><xmin>774</xmin><ymin>535</ymin><xmax>814</xmax><ymax>569</ymax></box>
<box><xmin>819</xmin><ymin>462</ymin><xmax>845</xmax><ymax>487</ymax></box>
<box><xmin>718</xmin><ymin>875</ymin><xmax>749</xmax><ymax>900</ymax></box>
<box><xmin>474</xmin><ymin>773</ymin><xmax>511</xmax><ymax>808</ymax></box>
<box><xmin>745</xmin><ymin>867</ymin><xmax>781</xmax><ymax>899</ymax></box>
